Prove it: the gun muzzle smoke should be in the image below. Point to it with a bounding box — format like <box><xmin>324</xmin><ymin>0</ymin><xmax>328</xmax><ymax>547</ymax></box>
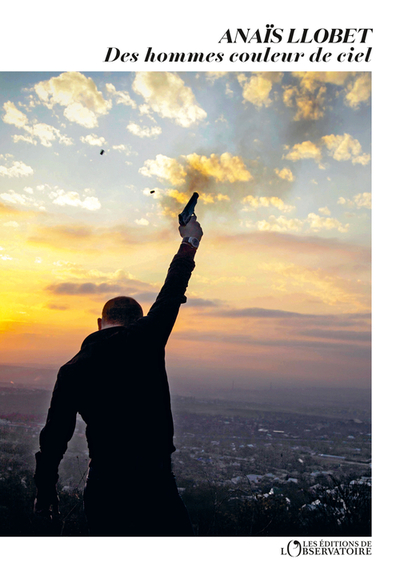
<box><xmin>178</xmin><ymin>192</ymin><xmax>199</xmax><ymax>226</ymax></box>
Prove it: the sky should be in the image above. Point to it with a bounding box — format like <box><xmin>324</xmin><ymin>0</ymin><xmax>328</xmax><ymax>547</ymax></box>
<box><xmin>0</xmin><ymin>71</ymin><xmax>371</xmax><ymax>391</ymax></box>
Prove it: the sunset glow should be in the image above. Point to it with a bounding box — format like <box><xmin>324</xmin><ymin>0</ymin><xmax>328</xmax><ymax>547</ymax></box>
<box><xmin>0</xmin><ymin>71</ymin><xmax>371</xmax><ymax>390</ymax></box>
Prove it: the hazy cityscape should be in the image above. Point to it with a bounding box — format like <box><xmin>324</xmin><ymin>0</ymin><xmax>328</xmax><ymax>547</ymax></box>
<box><xmin>0</xmin><ymin>364</ymin><xmax>371</xmax><ymax>536</ymax></box>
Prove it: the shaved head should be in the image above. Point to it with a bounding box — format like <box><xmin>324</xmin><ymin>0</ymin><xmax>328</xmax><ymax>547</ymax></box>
<box><xmin>100</xmin><ymin>296</ymin><xmax>143</xmax><ymax>328</ymax></box>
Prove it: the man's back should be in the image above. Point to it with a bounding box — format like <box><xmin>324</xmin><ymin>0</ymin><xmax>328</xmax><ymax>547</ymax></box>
<box><xmin>59</xmin><ymin>322</ymin><xmax>175</xmax><ymax>464</ymax></box>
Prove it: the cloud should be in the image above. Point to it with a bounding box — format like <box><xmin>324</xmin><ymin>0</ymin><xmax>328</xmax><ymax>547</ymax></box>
<box><xmin>46</xmin><ymin>270</ymin><xmax>158</xmax><ymax>301</ymax></box>
<box><xmin>132</xmin><ymin>72</ymin><xmax>207</xmax><ymax>127</ymax></box>
<box><xmin>0</xmin><ymin>154</ymin><xmax>33</xmax><ymax>177</ymax></box>
<box><xmin>237</xmin><ymin>72</ymin><xmax>283</xmax><ymax>107</ymax></box>
<box><xmin>52</xmin><ymin>265</ymin><xmax>151</xmax><ymax>286</ymax></box>
<box><xmin>49</xmin><ymin>189</ymin><xmax>101</xmax><ymax>211</ymax></box>
<box><xmin>283</xmin><ymin>72</ymin><xmax>370</xmax><ymax>120</ymax></box>
<box><xmin>297</xmin><ymin>328</ymin><xmax>371</xmax><ymax>343</ymax></box>
<box><xmin>251</xmin><ymin>211</ymin><xmax>349</xmax><ymax>234</ymax></box>
<box><xmin>2</xmin><ymin>101</ymin><xmax>29</xmax><ymax>128</ymax></box>
<box><xmin>213</xmin><ymin>309</ymin><xmax>371</xmax><ymax>332</ymax></box>
<box><xmin>205</xmin><ymin>72</ymin><xmax>229</xmax><ymax>83</ymax></box>
<box><xmin>139</xmin><ymin>152</ymin><xmax>253</xmax><ymax>221</ymax></box>
<box><xmin>181</xmin><ymin>306</ymin><xmax>371</xmax><ymax>355</ymax></box>
<box><xmin>338</xmin><ymin>192</ymin><xmax>371</xmax><ymax>210</ymax></box>
<box><xmin>242</xmin><ymin>195</ymin><xmax>295</xmax><ymax>213</ymax></box>
<box><xmin>166</xmin><ymin>189</ymin><xmax>189</xmax><ymax>204</ymax></box>
<box><xmin>283</xmin><ymin>84</ymin><xmax>327</xmax><ymax>121</ymax></box>
<box><xmin>306</xmin><ymin>212</ymin><xmax>349</xmax><ymax>233</ymax></box>
<box><xmin>27</xmin><ymin>122</ymin><xmax>73</xmax><ymax>147</ymax></box>
<box><xmin>105</xmin><ymin>83</ymin><xmax>137</xmax><ymax>109</ymax></box>
<box><xmin>185</xmin><ymin>152</ymin><xmax>252</xmax><ymax>183</ymax></box>
<box><xmin>186</xmin><ymin>297</ymin><xmax>225</xmax><ymax>307</ymax></box>
<box><xmin>1</xmin><ymin>184</ymin><xmax>101</xmax><ymax>213</ymax></box>
<box><xmin>11</xmin><ymin>134</ymin><xmax>38</xmax><ymax>145</ymax></box>
<box><xmin>33</xmin><ymin>72</ymin><xmax>112</xmax><ymax>128</ymax></box>
<box><xmin>283</xmin><ymin>141</ymin><xmax>322</xmax><ymax>163</ymax></box>
<box><xmin>134</xmin><ymin>218</ymin><xmax>149</xmax><ymax>226</ymax></box>
<box><xmin>255</xmin><ymin>215</ymin><xmax>304</xmax><ymax>233</ymax></box>
<box><xmin>127</xmin><ymin>122</ymin><xmax>162</xmax><ymax>138</ymax></box>
<box><xmin>354</xmin><ymin>193</ymin><xmax>371</xmax><ymax>209</ymax></box>
<box><xmin>292</xmin><ymin>71</ymin><xmax>353</xmax><ymax>92</ymax></box>
<box><xmin>0</xmin><ymin>190</ymin><xmax>31</xmax><ymax>206</ymax></box>
<box><xmin>215</xmin><ymin>307</ymin><xmax>315</xmax><ymax>318</ymax></box>
<box><xmin>139</xmin><ymin>152</ymin><xmax>252</xmax><ymax>190</ymax></box>
<box><xmin>283</xmin><ymin>134</ymin><xmax>370</xmax><ymax>166</ymax></box>
<box><xmin>199</xmin><ymin>193</ymin><xmax>230</xmax><ymax>204</ymax></box>
<box><xmin>3</xmin><ymin>101</ymin><xmax>73</xmax><ymax>147</ymax></box>
<box><xmin>80</xmin><ymin>134</ymin><xmax>106</xmax><ymax>147</ymax></box>
<box><xmin>274</xmin><ymin>167</ymin><xmax>295</xmax><ymax>182</ymax></box>
<box><xmin>344</xmin><ymin>73</ymin><xmax>371</xmax><ymax>109</ymax></box>
<box><xmin>321</xmin><ymin>133</ymin><xmax>370</xmax><ymax>165</ymax></box>
<box><xmin>112</xmin><ymin>144</ymin><xmax>136</xmax><ymax>156</ymax></box>
<box><xmin>139</xmin><ymin>154</ymin><xmax>187</xmax><ymax>186</ymax></box>
<box><xmin>46</xmin><ymin>282</ymin><xmax>122</xmax><ymax>295</ymax></box>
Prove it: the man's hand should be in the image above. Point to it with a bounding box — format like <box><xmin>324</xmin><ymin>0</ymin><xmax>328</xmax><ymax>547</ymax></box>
<box><xmin>179</xmin><ymin>215</ymin><xmax>203</xmax><ymax>241</ymax></box>
<box><xmin>34</xmin><ymin>488</ymin><xmax>62</xmax><ymax>535</ymax></box>
<box><xmin>34</xmin><ymin>487</ymin><xmax>60</xmax><ymax>519</ymax></box>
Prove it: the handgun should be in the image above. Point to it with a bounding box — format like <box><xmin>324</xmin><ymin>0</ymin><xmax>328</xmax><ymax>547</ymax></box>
<box><xmin>178</xmin><ymin>192</ymin><xmax>199</xmax><ymax>226</ymax></box>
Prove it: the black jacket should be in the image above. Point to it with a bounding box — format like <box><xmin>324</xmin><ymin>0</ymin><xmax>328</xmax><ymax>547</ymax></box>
<box><xmin>34</xmin><ymin>244</ymin><xmax>196</xmax><ymax>489</ymax></box>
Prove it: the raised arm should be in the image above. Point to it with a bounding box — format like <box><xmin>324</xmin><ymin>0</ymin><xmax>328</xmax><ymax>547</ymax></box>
<box><xmin>142</xmin><ymin>215</ymin><xmax>203</xmax><ymax>344</ymax></box>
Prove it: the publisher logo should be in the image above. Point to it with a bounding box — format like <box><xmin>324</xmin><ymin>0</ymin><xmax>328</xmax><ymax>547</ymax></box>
<box><xmin>281</xmin><ymin>539</ymin><xmax>372</xmax><ymax>556</ymax></box>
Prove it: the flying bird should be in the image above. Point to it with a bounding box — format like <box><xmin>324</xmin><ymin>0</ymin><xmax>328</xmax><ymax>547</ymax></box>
<box><xmin>100</xmin><ymin>149</ymin><xmax>105</xmax><ymax>155</ymax></box>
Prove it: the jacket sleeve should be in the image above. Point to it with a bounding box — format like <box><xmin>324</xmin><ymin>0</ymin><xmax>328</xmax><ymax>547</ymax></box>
<box><xmin>34</xmin><ymin>366</ymin><xmax>78</xmax><ymax>490</ymax></box>
<box><xmin>139</xmin><ymin>242</ymin><xmax>196</xmax><ymax>345</ymax></box>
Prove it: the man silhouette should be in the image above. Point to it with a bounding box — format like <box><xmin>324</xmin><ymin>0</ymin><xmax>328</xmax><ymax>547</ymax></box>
<box><xmin>34</xmin><ymin>215</ymin><xmax>203</xmax><ymax>535</ymax></box>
